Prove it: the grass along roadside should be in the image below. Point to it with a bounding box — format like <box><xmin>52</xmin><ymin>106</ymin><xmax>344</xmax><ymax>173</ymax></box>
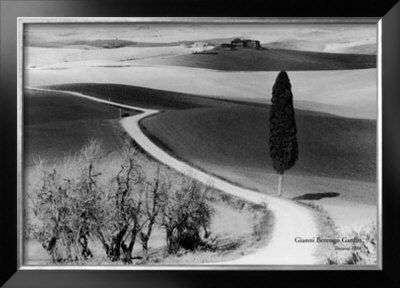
<box><xmin>295</xmin><ymin>200</ymin><xmax>377</xmax><ymax>265</ymax></box>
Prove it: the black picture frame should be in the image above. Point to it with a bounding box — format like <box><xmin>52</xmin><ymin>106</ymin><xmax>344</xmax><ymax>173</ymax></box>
<box><xmin>1</xmin><ymin>0</ymin><xmax>400</xmax><ymax>287</ymax></box>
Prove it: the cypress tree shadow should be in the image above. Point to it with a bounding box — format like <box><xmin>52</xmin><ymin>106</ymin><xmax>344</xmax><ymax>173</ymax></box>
<box><xmin>292</xmin><ymin>192</ymin><xmax>340</xmax><ymax>201</ymax></box>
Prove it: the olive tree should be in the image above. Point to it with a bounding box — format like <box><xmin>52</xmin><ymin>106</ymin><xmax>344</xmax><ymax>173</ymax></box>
<box><xmin>160</xmin><ymin>178</ymin><xmax>213</xmax><ymax>254</ymax></box>
<box><xmin>139</xmin><ymin>166</ymin><xmax>168</xmax><ymax>261</ymax></box>
<box><xmin>88</xmin><ymin>149</ymin><xmax>166</xmax><ymax>263</ymax></box>
<box><xmin>30</xmin><ymin>140</ymin><xmax>103</xmax><ymax>262</ymax></box>
<box><xmin>30</xmin><ymin>139</ymin><xmax>214</xmax><ymax>263</ymax></box>
<box><xmin>93</xmin><ymin>150</ymin><xmax>146</xmax><ymax>263</ymax></box>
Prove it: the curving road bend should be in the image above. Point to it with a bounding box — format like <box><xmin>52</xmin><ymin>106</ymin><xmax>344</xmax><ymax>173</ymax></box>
<box><xmin>27</xmin><ymin>87</ymin><xmax>320</xmax><ymax>265</ymax></box>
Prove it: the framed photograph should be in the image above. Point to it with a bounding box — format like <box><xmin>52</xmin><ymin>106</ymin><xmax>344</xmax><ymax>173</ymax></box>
<box><xmin>1</xmin><ymin>0</ymin><xmax>400</xmax><ymax>287</ymax></box>
<box><xmin>18</xmin><ymin>17</ymin><xmax>382</xmax><ymax>270</ymax></box>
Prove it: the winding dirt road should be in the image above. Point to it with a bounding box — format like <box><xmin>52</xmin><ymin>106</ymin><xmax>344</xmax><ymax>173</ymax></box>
<box><xmin>27</xmin><ymin>87</ymin><xmax>320</xmax><ymax>265</ymax></box>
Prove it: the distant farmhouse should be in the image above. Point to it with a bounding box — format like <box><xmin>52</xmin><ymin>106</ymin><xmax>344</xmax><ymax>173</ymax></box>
<box><xmin>221</xmin><ymin>38</ymin><xmax>261</xmax><ymax>49</ymax></box>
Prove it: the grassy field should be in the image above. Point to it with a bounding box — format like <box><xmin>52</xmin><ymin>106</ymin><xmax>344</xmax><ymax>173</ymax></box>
<box><xmin>141</xmin><ymin>106</ymin><xmax>376</xmax><ymax>182</ymax></box>
<box><xmin>24</xmin><ymin>82</ymin><xmax>376</xmax><ymax>264</ymax></box>
<box><xmin>263</xmin><ymin>41</ymin><xmax>377</xmax><ymax>55</ymax></box>
<box><xmin>24</xmin><ymin>102</ymin><xmax>273</xmax><ymax>265</ymax></box>
<box><xmin>41</xmin><ymin>83</ymin><xmax>377</xmax><ymax>205</ymax></box>
<box><xmin>26</xmin><ymin>39</ymin><xmax>210</xmax><ymax>49</ymax></box>
<box><xmin>24</xmin><ymin>89</ymin><xmax>137</xmax><ymax>165</ymax></box>
<box><xmin>137</xmin><ymin>47</ymin><xmax>376</xmax><ymax>71</ymax></box>
<box><xmin>139</xmin><ymin>105</ymin><xmax>377</xmax><ymax>206</ymax></box>
<box><xmin>27</xmin><ymin>63</ymin><xmax>376</xmax><ymax>120</ymax></box>
<box><xmin>140</xmin><ymin>107</ymin><xmax>377</xmax><ymax>206</ymax></box>
<box><xmin>45</xmin><ymin>83</ymin><xmax>241</xmax><ymax>110</ymax></box>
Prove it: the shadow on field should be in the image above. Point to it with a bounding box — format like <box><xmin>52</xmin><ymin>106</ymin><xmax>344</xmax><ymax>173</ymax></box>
<box><xmin>292</xmin><ymin>192</ymin><xmax>340</xmax><ymax>201</ymax></box>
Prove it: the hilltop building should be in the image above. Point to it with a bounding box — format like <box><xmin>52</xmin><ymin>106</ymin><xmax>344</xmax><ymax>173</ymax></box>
<box><xmin>221</xmin><ymin>38</ymin><xmax>261</xmax><ymax>49</ymax></box>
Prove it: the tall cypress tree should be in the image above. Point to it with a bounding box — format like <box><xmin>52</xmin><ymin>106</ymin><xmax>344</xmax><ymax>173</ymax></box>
<box><xmin>269</xmin><ymin>71</ymin><xmax>298</xmax><ymax>196</ymax></box>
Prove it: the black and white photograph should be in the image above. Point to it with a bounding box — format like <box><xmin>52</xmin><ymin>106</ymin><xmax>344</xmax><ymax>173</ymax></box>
<box><xmin>20</xmin><ymin>18</ymin><xmax>380</xmax><ymax>268</ymax></box>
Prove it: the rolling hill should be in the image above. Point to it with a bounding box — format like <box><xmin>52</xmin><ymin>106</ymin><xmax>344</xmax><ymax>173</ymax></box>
<box><xmin>263</xmin><ymin>40</ymin><xmax>377</xmax><ymax>55</ymax></box>
<box><xmin>140</xmin><ymin>105</ymin><xmax>377</xmax><ymax>204</ymax></box>
<box><xmin>32</xmin><ymin>83</ymin><xmax>377</xmax><ymax>203</ymax></box>
<box><xmin>136</xmin><ymin>47</ymin><xmax>376</xmax><ymax>71</ymax></box>
<box><xmin>44</xmin><ymin>83</ymin><xmax>236</xmax><ymax>110</ymax></box>
<box><xmin>44</xmin><ymin>83</ymin><xmax>377</xmax><ymax>181</ymax></box>
<box><xmin>140</xmin><ymin>106</ymin><xmax>376</xmax><ymax>182</ymax></box>
<box><xmin>24</xmin><ymin>88</ymin><xmax>137</xmax><ymax>165</ymax></box>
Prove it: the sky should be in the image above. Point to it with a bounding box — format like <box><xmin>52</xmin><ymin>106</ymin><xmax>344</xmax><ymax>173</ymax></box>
<box><xmin>25</xmin><ymin>22</ymin><xmax>376</xmax><ymax>48</ymax></box>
